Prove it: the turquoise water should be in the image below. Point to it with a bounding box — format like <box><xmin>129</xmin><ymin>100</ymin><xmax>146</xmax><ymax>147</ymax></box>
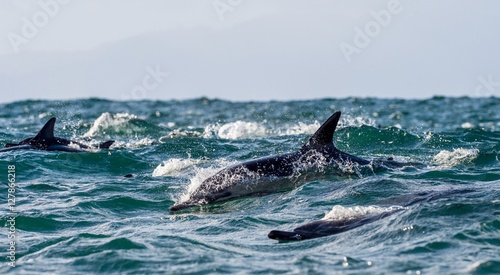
<box><xmin>1</xmin><ymin>97</ymin><xmax>499</xmax><ymax>274</ymax></box>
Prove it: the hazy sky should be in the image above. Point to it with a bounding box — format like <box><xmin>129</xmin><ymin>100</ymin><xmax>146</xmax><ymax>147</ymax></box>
<box><xmin>1</xmin><ymin>0</ymin><xmax>499</xmax><ymax>103</ymax></box>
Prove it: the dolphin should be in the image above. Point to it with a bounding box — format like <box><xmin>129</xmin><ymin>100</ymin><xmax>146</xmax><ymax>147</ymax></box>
<box><xmin>0</xmin><ymin>117</ymin><xmax>114</xmax><ymax>153</ymax></box>
<box><xmin>170</xmin><ymin>111</ymin><xmax>422</xmax><ymax>212</ymax></box>
<box><xmin>268</xmin><ymin>189</ymin><xmax>475</xmax><ymax>241</ymax></box>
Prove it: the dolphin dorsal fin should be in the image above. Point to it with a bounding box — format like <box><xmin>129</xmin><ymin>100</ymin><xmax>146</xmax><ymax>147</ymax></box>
<box><xmin>301</xmin><ymin>111</ymin><xmax>341</xmax><ymax>150</ymax></box>
<box><xmin>34</xmin><ymin>117</ymin><xmax>56</xmax><ymax>140</ymax></box>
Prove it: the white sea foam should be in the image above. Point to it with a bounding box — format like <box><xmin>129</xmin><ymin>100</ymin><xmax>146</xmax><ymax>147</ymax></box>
<box><xmin>111</xmin><ymin>138</ymin><xmax>155</xmax><ymax>149</ymax></box>
<box><xmin>432</xmin><ymin>148</ymin><xmax>479</xmax><ymax>168</ymax></box>
<box><xmin>195</xmin><ymin>115</ymin><xmax>374</xmax><ymax>141</ymax></box>
<box><xmin>152</xmin><ymin>158</ymin><xmax>208</xmax><ymax>177</ymax></box>
<box><xmin>177</xmin><ymin>159</ymin><xmax>238</xmax><ymax>204</ymax></box>
<box><xmin>322</xmin><ymin>205</ymin><xmax>404</xmax><ymax>221</ymax></box>
<box><xmin>342</xmin><ymin>115</ymin><xmax>376</xmax><ymax>127</ymax></box>
<box><xmin>201</xmin><ymin>121</ymin><xmax>325</xmax><ymax>140</ymax></box>
<box><xmin>203</xmin><ymin>121</ymin><xmax>268</xmax><ymax>140</ymax></box>
<box><xmin>280</xmin><ymin>115</ymin><xmax>374</xmax><ymax>136</ymax></box>
<box><xmin>218</xmin><ymin>121</ymin><xmax>268</xmax><ymax>139</ymax></box>
<box><xmin>163</xmin><ymin>128</ymin><xmax>202</xmax><ymax>139</ymax></box>
<box><xmin>282</xmin><ymin>121</ymin><xmax>321</xmax><ymax>136</ymax></box>
<box><xmin>461</xmin><ymin>122</ymin><xmax>475</xmax><ymax>129</ymax></box>
<box><xmin>84</xmin><ymin>112</ymin><xmax>138</xmax><ymax>137</ymax></box>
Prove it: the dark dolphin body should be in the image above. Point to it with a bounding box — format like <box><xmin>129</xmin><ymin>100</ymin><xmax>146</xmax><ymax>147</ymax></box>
<box><xmin>0</xmin><ymin>117</ymin><xmax>114</xmax><ymax>153</ymax></box>
<box><xmin>170</xmin><ymin>111</ymin><xmax>422</xmax><ymax>212</ymax></box>
<box><xmin>268</xmin><ymin>189</ymin><xmax>475</xmax><ymax>241</ymax></box>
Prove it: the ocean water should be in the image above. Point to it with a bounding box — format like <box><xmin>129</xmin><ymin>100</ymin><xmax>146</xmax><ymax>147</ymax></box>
<box><xmin>0</xmin><ymin>97</ymin><xmax>499</xmax><ymax>274</ymax></box>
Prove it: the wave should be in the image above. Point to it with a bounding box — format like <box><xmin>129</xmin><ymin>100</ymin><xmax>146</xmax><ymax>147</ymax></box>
<box><xmin>84</xmin><ymin>113</ymin><xmax>138</xmax><ymax>137</ymax></box>
<box><xmin>281</xmin><ymin>121</ymin><xmax>321</xmax><ymax>136</ymax></box>
<box><xmin>198</xmin><ymin>115</ymin><xmax>375</xmax><ymax>140</ymax></box>
<box><xmin>341</xmin><ymin>115</ymin><xmax>377</xmax><ymax>128</ymax></box>
<box><xmin>83</xmin><ymin>112</ymin><xmax>161</xmax><ymax>138</ymax></box>
<box><xmin>152</xmin><ymin>158</ymin><xmax>209</xmax><ymax>177</ymax></box>
<box><xmin>432</xmin><ymin>148</ymin><xmax>480</xmax><ymax>168</ymax></box>
<box><xmin>322</xmin><ymin>205</ymin><xmax>405</xmax><ymax>221</ymax></box>
<box><xmin>163</xmin><ymin>121</ymin><xmax>322</xmax><ymax>140</ymax></box>
<box><xmin>110</xmin><ymin>138</ymin><xmax>155</xmax><ymax>149</ymax></box>
<box><xmin>203</xmin><ymin>121</ymin><xmax>268</xmax><ymax>140</ymax></box>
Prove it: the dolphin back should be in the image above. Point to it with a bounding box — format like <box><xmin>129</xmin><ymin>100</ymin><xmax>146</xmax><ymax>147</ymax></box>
<box><xmin>0</xmin><ymin>145</ymin><xmax>36</xmax><ymax>152</ymax></box>
<box><xmin>1</xmin><ymin>117</ymin><xmax>116</xmax><ymax>153</ymax></box>
<box><xmin>98</xmin><ymin>140</ymin><xmax>115</xmax><ymax>149</ymax></box>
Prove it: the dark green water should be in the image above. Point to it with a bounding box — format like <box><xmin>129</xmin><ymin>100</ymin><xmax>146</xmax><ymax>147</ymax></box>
<box><xmin>1</xmin><ymin>97</ymin><xmax>499</xmax><ymax>274</ymax></box>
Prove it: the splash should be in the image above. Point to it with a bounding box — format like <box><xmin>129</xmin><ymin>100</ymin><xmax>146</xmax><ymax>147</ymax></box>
<box><xmin>322</xmin><ymin>205</ymin><xmax>404</xmax><ymax>221</ymax></box>
<box><xmin>203</xmin><ymin>121</ymin><xmax>268</xmax><ymax>140</ymax></box>
<box><xmin>152</xmin><ymin>158</ymin><xmax>208</xmax><ymax>177</ymax></box>
<box><xmin>111</xmin><ymin>138</ymin><xmax>155</xmax><ymax>149</ymax></box>
<box><xmin>282</xmin><ymin>121</ymin><xmax>321</xmax><ymax>136</ymax></box>
<box><xmin>341</xmin><ymin>115</ymin><xmax>376</xmax><ymax>128</ymax></box>
<box><xmin>176</xmin><ymin>159</ymin><xmax>238</xmax><ymax>204</ymax></box>
<box><xmin>84</xmin><ymin>112</ymin><xmax>139</xmax><ymax>137</ymax></box>
<box><xmin>197</xmin><ymin>118</ymin><xmax>369</xmax><ymax>140</ymax></box>
<box><xmin>461</xmin><ymin>122</ymin><xmax>475</xmax><ymax>129</ymax></box>
<box><xmin>163</xmin><ymin>128</ymin><xmax>202</xmax><ymax>139</ymax></box>
<box><xmin>432</xmin><ymin>148</ymin><xmax>479</xmax><ymax>168</ymax></box>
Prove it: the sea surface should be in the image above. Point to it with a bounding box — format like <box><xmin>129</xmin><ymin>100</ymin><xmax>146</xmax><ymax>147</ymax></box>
<box><xmin>0</xmin><ymin>97</ymin><xmax>499</xmax><ymax>274</ymax></box>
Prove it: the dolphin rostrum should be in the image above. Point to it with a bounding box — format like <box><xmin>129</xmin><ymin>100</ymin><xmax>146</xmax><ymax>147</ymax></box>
<box><xmin>1</xmin><ymin>117</ymin><xmax>114</xmax><ymax>153</ymax></box>
<box><xmin>170</xmin><ymin>111</ymin><xmax>421</xmax><ymax>212</ymax></box>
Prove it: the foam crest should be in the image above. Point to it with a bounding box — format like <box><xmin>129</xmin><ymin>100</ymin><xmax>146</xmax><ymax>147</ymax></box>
<box><xmin>84</xmin><ymin>112</ymin><xmax>138</xmax><ymax>137</ymax></box>
<box><xmin>322</xmin><ymin>205</ymin><xmax>403</xmax><ymax>221</ymax></box>
<box><xmin>200</xmin><ymin>120</ymin><xmax>336</xmax><ymax>140</ymax></box>
<box><xmin>164</xmin><ymin>128</ymin><xmax>202</xmax><ymax>139</ymax></box>
<box><xmin>191</xmin><ymin>119</ymin><xmax>352</xmax><ymax>140</ymax></box>
<box><xmin>152</xmin><ymin>158</ymin><xmax>207</xmax><ymax>177</ymax></box>
<box><xmin>341</xmin><ymin>115</ymin><xmax>376</xmax><ymax>127</ymax></box>
<box><xmin>282</xmin><ymin>121</ymin><xmax>321</xmax><ymax>136</ymax></box>
<box><xmin>432</xmin><ymin>148</ymin><xmax>479</xmax><ymax>168</ymax></box>
<box><xmin>203</xmin><ymin>121</ymin><xmax>268</xmax><ymax>140</ymax></box>
<box><xmin>179</xmin><ymin>116</ymin><xmax>377</xmax><ymax>141</ymax></box>
<box><xmin>111</xmin><ymin>138</ymin><xmax>155</xmax><ymax>149</ymax></box>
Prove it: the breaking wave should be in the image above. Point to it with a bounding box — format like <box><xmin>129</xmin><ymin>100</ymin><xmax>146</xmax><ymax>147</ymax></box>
<box><xmin>84</xmin><ymin>112</ymin><xmax>142</xmax><ymax>137</ymax></box>
<box><xmin>152</xmin><ymin>158</ymin><xmax>209</xmax><ymax>177</ymax></box>
<box><xmin>432</xmin><ymin>148</ymin><xmax>480</xmax><ymax>168</ymax></box>
<box><xmin>322</xmin><ymin>205</ymin><xmax>405</xmax><ymax>221</ymax></box>
<box><xmin>111</xmin><ymin>138</ymin><xmax>155</xmax><ymax>149</ymax></box>
<box><xmin>203</xmin><ymin>121</ymin><xmax>268</xmax><ymax>140</ymax></box>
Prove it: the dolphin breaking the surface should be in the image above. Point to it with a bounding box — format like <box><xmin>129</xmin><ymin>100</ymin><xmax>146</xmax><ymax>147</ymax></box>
<box><xmin>268</xmin><ymin>189</ymin><xmax>475</xmax><ymax>241</ymax></box>
<box><xmin>0</xmin><ymin>117</ymin><xmax>114</xmax><ymax>153</ymax></box>
<box><xmin>170</xmin><ymin>111</ymin><xmax>422</xmax><ymax>212</ymax></box>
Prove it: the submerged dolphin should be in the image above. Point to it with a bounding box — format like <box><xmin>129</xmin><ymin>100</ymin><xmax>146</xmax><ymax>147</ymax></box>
<box><xmin>268</xmin><ymin>189</ymin><xmax>475</xmax><ymax>241</ymax></box>
<box><xmin>0</xmin><ymin>117</ymin><xmax>114</xmax><ymax>153</ymax></box>
<box><xmin>170</xmin><ymin>111</ymin><xmax>422</xmax><ymax>212</ymax></box>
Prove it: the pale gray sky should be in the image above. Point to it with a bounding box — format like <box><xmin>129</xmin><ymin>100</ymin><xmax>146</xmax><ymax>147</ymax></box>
<box><xmin>1</xmin><ymin>0</ymin><xmax>499</xmax><ymax>103</ymax></box>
